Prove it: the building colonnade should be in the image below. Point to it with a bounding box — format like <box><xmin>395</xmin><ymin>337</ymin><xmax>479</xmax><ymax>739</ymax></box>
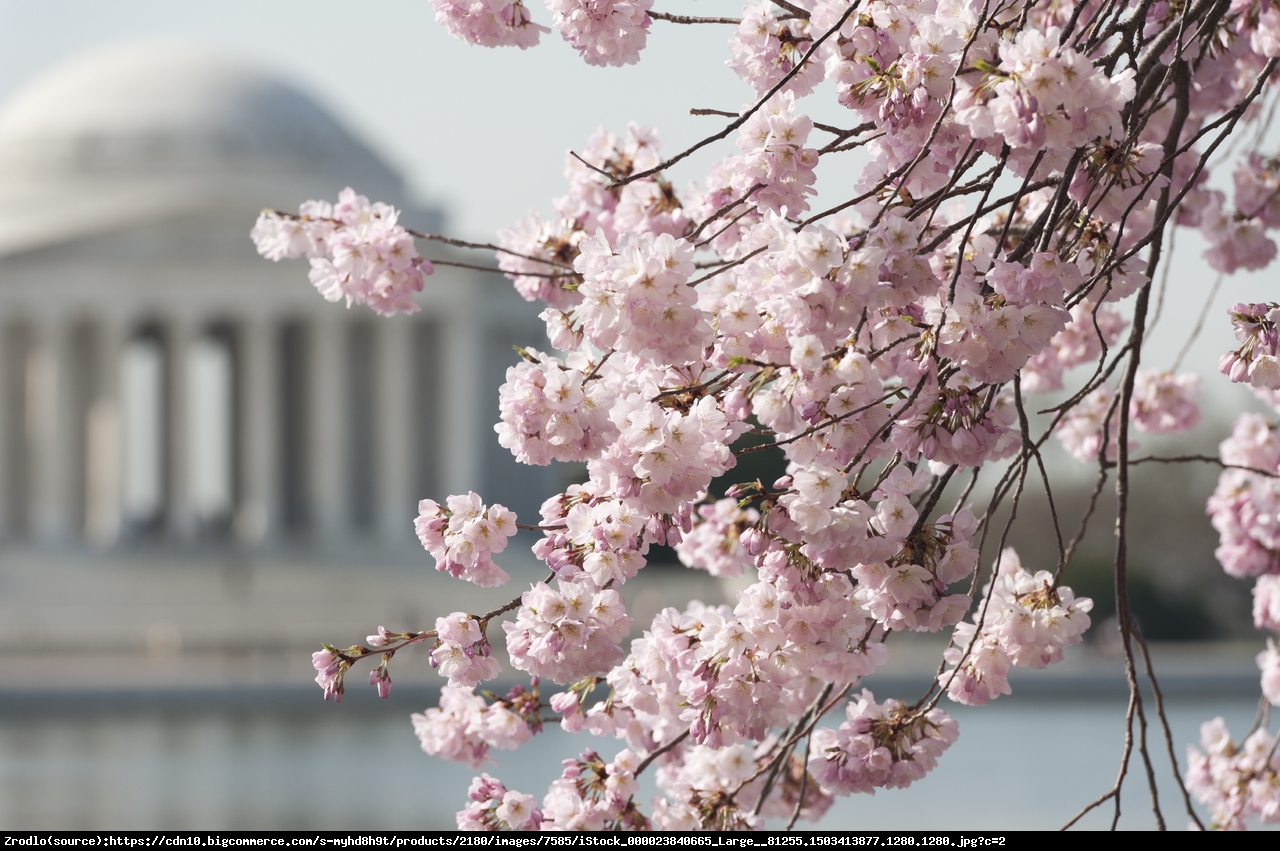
<box><xmin>0</xmin><ymin>307</ymin><xmax>482</xmax><ymax>550</ymax></box>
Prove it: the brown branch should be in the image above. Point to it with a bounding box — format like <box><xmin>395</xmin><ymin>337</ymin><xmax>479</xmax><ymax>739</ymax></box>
<box><xmin>650</xmin><ymin>10</ymin><xmax>741</xmax><ymax>23</ymax></box>
<box><xmin>478</xmin><ymin>571</ymin><xmax>555</xmax><ymax>624</ymax></box>
<box><xmin>608</xmin><ymin>0</ymin><xmax>864</xmax><ymax>191</ymax></box>
<box><xmin>635</xmin><ymin>730</ymin><xmax>690</xmax><ymax>776</ymax></box>
<box><xmin>568</xmin><ymin>150</ymin><xmax>615</xmax><ymax>181</ymax></box>
<box><xmin>407</xmin><ymin>229</ymin><xmax>574</xmax><ymax>269</ymax></box>
<box><xmin>1128</xmin><ymin>454</ymin><xmax>1280</xmax><ymax>478</ymax></box>
<box><xmin>427</xmin><ymin>258</ymin><xmax>571</xmax><ymax>278</ymax></box>
<box><xmin>786</xmin><ymin>735</ymin><xmax>813</xmax><ymax>831</ymax></box>
<box><xmin>770</xmin><ymin>0</ymin><xmax>810</xmax><ymax>18</ymax></box>
<box><xmin>1135</xmin><ymin>629</ymin><xmax>1207</xmax><ymax>830</ymax></box>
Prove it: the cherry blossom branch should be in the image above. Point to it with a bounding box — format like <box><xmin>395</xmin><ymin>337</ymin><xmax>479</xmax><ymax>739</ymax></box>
<box><xmin>686</xmin><ymin>245</ymin><xmax>768</xmax><ymax>286</ymax></box>
<box><xmin>252</xmin><ymin>0</ymin><xmax>1280</xmax><ymax>829</ymax></box>
<box><xmin>728</xmin><ymin>682</ymin><xmax>845</xmax><ymax>806</ymax></box>
<box><xmin>478</xmin><ymin>571</ymin><xmax>555</xmax><ymax>626</ymax></box>
<box><xmin>1128</xmin><ymin>454</ymin><xmax>1280</xmax><ymax>479</ymax></box>
<box><xmin>688</xmin><ymin>183</ymin><xmax>764</xmax><ymax>242</ymax></box>
<box><xmin>264</xmin><ymin>210</ymin><xmax>577</xmax><ymax>270</ymax></box>
<box><xmin>769</xmin><ymin>0</ymin><xmax>810</xmax><ymax>18</ymax></box>
<box><xmin>785</xmin><ymin>734</ymin><xmax>813</xmax><ymax>831</ymax></box>
<box><xmin>734</xmin><ymin>389</ymin><xmax>902</xmax><ymax>457</ymax></box>
<box><xmin>1134</xmin><ymin>627</ymin><xmax>1207</xmax><ymax>830</ymax></box>
<box><xmin>1106</xmin><ymin>58</ymin><xmax>1280</xmax><ymax>274</ymax></box>
<box><xmin>607</xmin><ymin>0</ymin><xmax>864</xmax><ymax>191</ymax></box>
<box><xmin>568</xmin><ymin>150</ymin><xmax>616</xmax><ymax>181</ymax></box>
<box><xmin>634</xmin><ymin>730</ymin><xmax>691</xmax><ymax>776</ymax></box>
<box><xmin>428</xmin><ymin>257</ymin><xmax>572</xmax><ymax>278</ymax></box>
<box><xmin>409</xmin><ymin>228</ymin><xmax>576</xmax><ymax>269</ymax></box>
<box><xmin>648</xmin><ymin>11</ymin><xmax>741</xmax><ymax>24</ymax></box>
<box><xmin>1013</xmin><ymin>375</ymin><xmax>1066</xmax><ymax>575</ymax></box>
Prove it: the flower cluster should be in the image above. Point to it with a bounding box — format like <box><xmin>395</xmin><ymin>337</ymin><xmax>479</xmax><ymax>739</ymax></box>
<box><xmin>889</xmin><ymin>381</ymin><xmax>1016</xmax><ymax>468</ymax></box>
<box><xmin>415</xmin><ymin>493</ymin><xmax>518</xmax><ymax>587</ymax></box>
<box><xmin>574</xmin><ymin>230</ymin><xmax>711</xmax><ymax>364</ymax></box>
<box><xmin>606</xmin><ymin>575</ymin><xmax>885</xmax><ymax>753</ymax></box>
<box><xmin>1129</xmin><ymin>370</ymin><xmax>1202</xmax><ymax>435</ymax></box>
<box><xmin>496</xmin><ymin>123</ymin><xmax>690</xmax><ymax>309</ymax></box>
<box><xmin>503</xmin><ymin>579</ymin><xmax>633</xmax><ymax>684</ymax></box>
<box><xmin>1220</xmin><ymin>303</ymin><xmax>1280</xmax><ymax>390</ymax></box>
<box><xmin>251</xmin><ymin>188</ymin><xmax>431</xmax><ymax>316</ymax></box>
<box><xmin>725</xmin><ymin>93</ymin><xmax>818</xmax><ymax>217</ymax></box>
<box><xmin>954</xmin><ymin>26</ymin><xmax>1132</xmax><ymax>156</ymax></box>
<box><xmin>457</xmin><ymin>775</ymin><xmax>542</xmax><ymax>830</ymax></box>
<box><xmin>1187</xmin><ymin>718</ymin><xmax>1280</xmax><ymax>830</ymax></box>
<box><xmin>535</xmin><ymin>749</ymin><xmax>649</xmax><ymax>830</ymax></box>
<box><xmin>808</xmin><ymin>690</ymin><xmax>959</xmax><ymax>796</ymax></box>
<box><xmin>675</xmin><ymin>498</ymin><xmax>760</xmax><ymax>578</ymax></box>
<box><xmin>1207</xmin><ymin>413</ymin><xmax>1280</xmax><ymax>578</ymax></box>
<box><xmin>311</xmin><ymin>647</ymin><xmax>348</xmax><ymax>703</ymax></box>
<box><xmin>588</xmin><ymin>390</ymin><xmax>743</xmax><ymax>517</ymax></box>
<box><xmin>547</xmin><ymin>0</ymin><xmax>651</xmax><ymax>66</ymax></box>
<box><xmin>495</xmin><ymin>349</ymin><xmax>618</xmax><ymax>465</ymax></box>
<box><xmin>1261</xmin><ymin>639</ymin><xmax>1280</xmax><ymax>708</ymax></box>
<box><xmin>532</xmin><ymin>484</ymin><xmax>652</xmax><ymax>586</ymax></box>
<box><xmin>431</xmin><ymin>612</ymin><xmax>503</xmax><ymax>688</ymax></box>
<box><xmin>1056</xmin><ymin>384</ymin><xmax>1126</xmax><ymax>464</ymax></box>
<box><xmin>1193</xmin><ymin>153</ymin><xmax>1280</xmax><ymax>274</ymax></box>
<box><xmin>1255</xmin><ymin>574</ymin><xmax>1280</xmax><ymax>632</ymax></box>
<box><xmin>652</xmin><ymin>740</ymin><xmax>832</xmax><ymax>829</ymax></box>
<box><xmin>940</xmin><ymin>548</ymin><xmax>1092</xmax><ymax>706</ymax></box>
<box><xmin>728</xmin><ymin>4</ymin><xmax>820</xmax><ymax>97</ymax></box>
<box><xmin>432</xmin><ymin>0</ymin><xmax>548</xmax><ymax>47</ymax></box>
<box><xmin>411</xmin><ymin>686</ymin><xmax>533</xmax><ymax>769</ymax></box>
<box><xmin>1198</xmin><ymin>191</ymin><xmax>1278</xmax><ymax>274</ymax></box>
<box><xmin>1021</xmin><ymin>300</ymin><xmax>1127</xmax><ymax>394</ymax></box>
<box><xmin>851</xmin><ymin>510</ymin><xmax>978</xmax><ymax>633</ymax></box>
<box><xmin>925</xmin><ymin>252</ymin><xmax>1076</xmax><ymax>386</ymax></box>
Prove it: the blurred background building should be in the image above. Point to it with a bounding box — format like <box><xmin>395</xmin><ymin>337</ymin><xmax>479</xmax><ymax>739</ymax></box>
<box><xmin>0</xmin><ymin>41</ymin><xmax>555</xmax><ymax>552</ymax></box>
<box><xmin>0</xmin><ymin>41</ymin><xmax>572</xmax><ymax>699</ymax></box>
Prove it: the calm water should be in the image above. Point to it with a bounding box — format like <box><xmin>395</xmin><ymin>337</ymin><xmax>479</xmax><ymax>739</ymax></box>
<box><xmin>0</xmin><ymin>693</ymin><xmax>1268</xmax><ymax>831</ymax></box>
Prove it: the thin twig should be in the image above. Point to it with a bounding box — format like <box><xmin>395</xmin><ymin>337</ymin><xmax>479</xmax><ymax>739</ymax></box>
<box><xmin>649</xmin><ymin>10</ymin><xmax>742</xmax><ymax>23</ymax></box>
<box><xmin>1170</xmin><ymin>272</ymin><xmax>1223</xmax><ymax>372</ymax></box>
<box><xmin>635</xmin><ymin>730</ymin><xmax>691</xmax><ymax>776</ymax></box>
<box><xmin>608</xmin><ymin>0</ymin><xmax>864</xmax><ymax>191</ymax></box>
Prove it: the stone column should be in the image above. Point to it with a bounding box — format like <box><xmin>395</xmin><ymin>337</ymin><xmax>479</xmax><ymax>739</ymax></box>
<box><xmin>310</xmin><ymin>313</ymin><xmax>349</xmax><ymax>544</ymax></box>
<box><xmin>377</xmin><ymin>316</ymin><xmax>414</xmax><ymax>546</ymax></box>
<box><xmin>0</xmin><ymin>321</ymin><xmax>16</xmax><ymax>540</ymax></box>
<box><xmin>235</xmin><ymin>317</ymin><xmax>279</xmax><ymax>547</ymax></box>
<box><xmin>166</xmin><ymin>318</ymin><xmax>196</xmax><ymax>541</ymax></box>
<box><xmin>29</xmin><ymin>317</ymin><xmax>74</xmax><ymax>544</ymax></box>
<box><xmin>84</xmin><ymin>316</ymin><xmax>124</xmax><ymax>547</ymax></box>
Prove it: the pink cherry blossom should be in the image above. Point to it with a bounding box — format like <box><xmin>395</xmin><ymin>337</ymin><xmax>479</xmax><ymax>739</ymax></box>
<box><xmin>546</xmin><ymin>0</ymin><xmax>651</xmax><ymax>66</ymax></box>
<box><xmin>252</xmin><ymin>188</ymin><xmax>431</xmax><ymax>316</ymax></box>
<box><xmin>415</xmin><ymin>493</ymin><xmax>518</xmax><ymax>587</ymax></box>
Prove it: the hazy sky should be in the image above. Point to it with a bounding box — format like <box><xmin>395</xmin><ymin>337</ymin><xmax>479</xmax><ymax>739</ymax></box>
<box><xmin>0</xmin><ymin>0</ymin><xmax>1275</xmax><ymax>413</ymax></box>
<box><xmin>0</xmin><ymin>0</ymin><xmax>758</xmax><ymax>239</ymax></box>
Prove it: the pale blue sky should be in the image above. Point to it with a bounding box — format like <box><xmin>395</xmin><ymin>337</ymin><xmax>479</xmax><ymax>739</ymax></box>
<box><xmin>0</xmin><ymin>0</ymin><xmax>756</xmax><ymax>239</ymax></box>
<box><xmin>0</xmin><ymin>0</ymin><xmax>1275</xmax><ymax>415</ymax></box>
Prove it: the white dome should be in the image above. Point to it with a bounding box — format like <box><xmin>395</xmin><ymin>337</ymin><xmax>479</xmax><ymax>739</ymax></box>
<box><xmin>0</xmin><ymin>41</ymin><xmax>408</xmax><ymax>255</ymax></box>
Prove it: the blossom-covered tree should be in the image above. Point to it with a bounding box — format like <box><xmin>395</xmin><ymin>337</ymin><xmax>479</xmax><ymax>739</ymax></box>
<box><xmin>254</xmin><ymin>0</ymin><xmax>1280</xmax><ymax>831</ymax></box>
